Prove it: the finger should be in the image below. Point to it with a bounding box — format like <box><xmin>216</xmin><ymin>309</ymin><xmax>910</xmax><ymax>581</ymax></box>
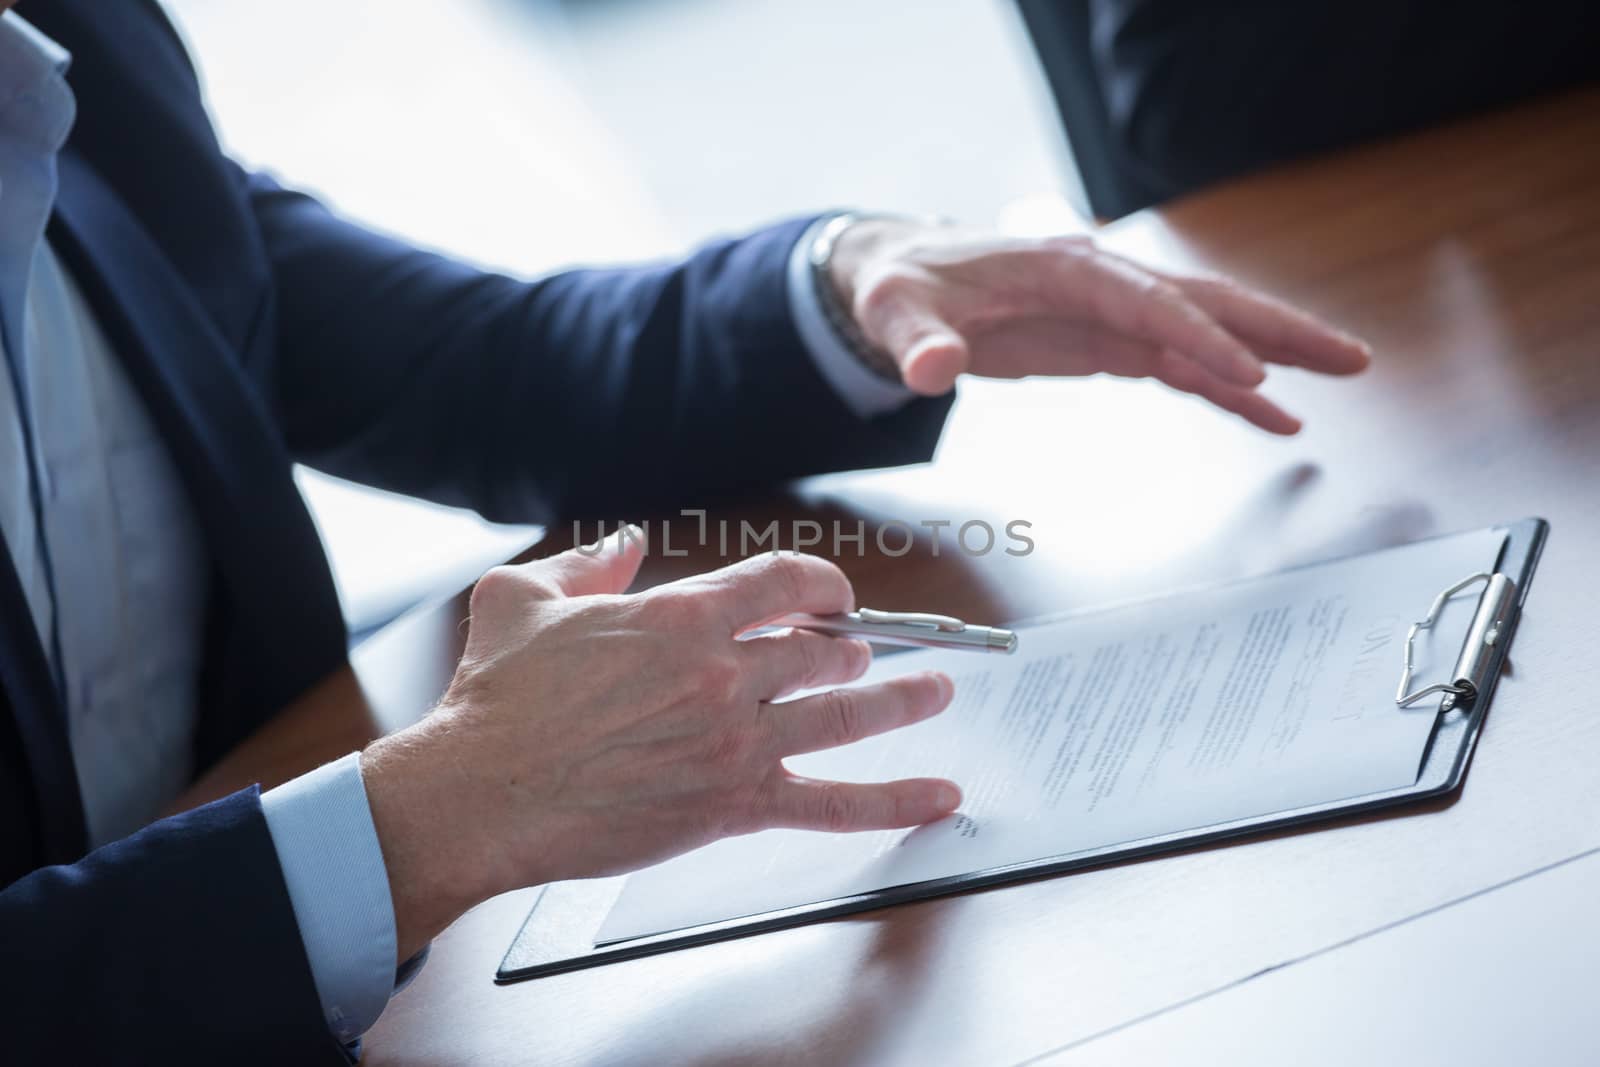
<box><xmin>740</xmin><ymin>630</ymin><xmax>873</xmax><ymax>700</ymax></box>
<box><xmin>678</xmin><ymin>552</ymin><xmax>855</xmax><ymax>634</ymax></box>
<box><xmin>861</xmin><ymin>290</ymin><xmax>970</xmax><ymax>395</ymax></box>
<box><xmin>761</xmin><ymin>670</ymin><xmax>952</xmax><ymax>756</ymax></box>
<box><xmin>965</xmin><ymin>316</ymin><xmax>1166</xmax><ymax>379</ymax></box>
<box><xmin>517</xmin><ymin>525</ymin><xmax>646</xmax><ymax>598</ymax></box>
<box><xmin>1151</xmin><ymin>348</ymin><xmax>1302</xmax><ymax>435</ymax></box>
<box><xmin>1055</xmin><ymin>251</ymin><xmax>1267</xmax><ymax>388</ymax></box>
<box><xmin>765</xmin><ymin>774</ymin><xmax>962</xmax><ymax>832</ymax></box>
<box><xmin>1168</xmin><ymin>274</ymin><xmax>1372</xmax><ymax>375</ymax></box>
<box><xmin>964</xmin><ymin>315</ymin><xmax>1299</xmax><ymax>433</ymax></box>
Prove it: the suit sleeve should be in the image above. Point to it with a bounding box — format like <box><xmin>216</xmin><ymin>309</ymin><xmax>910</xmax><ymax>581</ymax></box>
<box><xmin>242</xmin><ymin>173</ymin><xmax>953</xmax><ymax>522</ymax></box>
<box><xmin>1084</xmin><ymin>0</ymin><xmax>1599</xmax><ymax>197</ymax></box>
<box><xmin>0</xmin><ymin>789</ymin><xmax>349</xmax><ymax>1066</ymax></box>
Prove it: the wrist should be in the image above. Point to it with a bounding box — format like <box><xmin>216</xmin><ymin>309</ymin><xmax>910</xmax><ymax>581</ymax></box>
<box><xmin>809</xmin><ymin>213</ymin><xmax>926</xmax><ymax>385</ymax></box>
<box><xmin>361</xmin><ymin>721</ymin><xmax>501</xmax><ymax>963</ymax></box>
<box><xmin>825</xmin><ymin>215</ymin><xmax>924</xmax><ymax>314</ymax></box>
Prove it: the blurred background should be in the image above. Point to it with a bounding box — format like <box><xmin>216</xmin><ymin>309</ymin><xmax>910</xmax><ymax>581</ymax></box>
<box><xmin>159</xmin><ymin>0</ymin><xmax>1073</xmax><ymax>639</ymax></box>
<box><xmin>158</xmin><ymin>0</ymin><xmax>1596</xmax><ymax>640</ymax></box>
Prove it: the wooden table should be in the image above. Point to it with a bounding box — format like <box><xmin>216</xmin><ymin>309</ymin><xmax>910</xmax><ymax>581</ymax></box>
<box><xmin>181</xmin><ymin>87</ymin><xmax>1600</xmax><ymax>1065</ymax></box>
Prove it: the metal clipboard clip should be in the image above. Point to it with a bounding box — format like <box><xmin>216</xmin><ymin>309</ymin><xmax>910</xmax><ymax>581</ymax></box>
<box><xmin>1396</xmin><ymin>571</ymin><xmax>1518</xmax><ymax>712</ymax></box>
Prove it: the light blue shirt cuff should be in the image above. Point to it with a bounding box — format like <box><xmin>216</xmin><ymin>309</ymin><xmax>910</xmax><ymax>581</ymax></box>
<box><xmin>787</xmin><ymin>215</ymin><xmax>915</xmax><ymax>419</ymax></box>
<box><xmin>261</xmin><ymin>752</ymin><xmax>399</xmax><ymax>1045</ymax></box>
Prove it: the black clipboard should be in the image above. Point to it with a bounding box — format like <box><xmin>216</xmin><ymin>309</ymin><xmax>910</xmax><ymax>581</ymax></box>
<box><xmin>497</xmin><ymin>518</ymin><xmax>1548</xmax><ymax>983</ymax></box>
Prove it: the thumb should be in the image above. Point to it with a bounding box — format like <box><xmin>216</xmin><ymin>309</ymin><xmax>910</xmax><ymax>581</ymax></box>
<box><xmin>900</xmin><ymin>329</ymin><xmax>970</xmax><ymax>396</ymax></box>
<box><xmin>531</xmin><ymin>525</ymin><xmax>646</xmax><ymax>597</ymax></box>
<box><xmin>877</xmin><ymin>303</ymin><xmax>969</xmax><ymax>396</ymax></box>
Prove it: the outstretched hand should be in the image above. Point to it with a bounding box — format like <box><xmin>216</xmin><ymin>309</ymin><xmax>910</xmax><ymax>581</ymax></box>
<box><xmin>829</xmin><ymin>218</ymin><xmax>1372</xmax><ymax>433</ymax></box>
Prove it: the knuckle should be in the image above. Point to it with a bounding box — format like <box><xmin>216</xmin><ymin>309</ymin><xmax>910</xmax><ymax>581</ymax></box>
<box><xmin>779</xmin><ymin>552</ymin><xmax>849</xmax><ymax>607</ymax></box>
<box><xmin>793</xmin><ymin>634</ymin><xmax>822</xmax><ymax>687</ymax></box>
<box><xmin>740</xmin><ymin>552</ymin><xmax>819</xmax><ymax>614</ymax></box>
<box><xmin>696</xmin><ymin>653</ymin><xmax>746</xmax><ymax>706</ymax></box>
<box><xmin>820</xmin><ymin>687</ymin><xmax>863</xmax><ymax>746</ymax></box>
<box><xmin>765</xmin><ymin>552</ymin><xmax>811</xmax><ymax>605</ymax></box>
<box><xmin>717</xmin><ymin>771</ymin><xmax>776</xmax><ymax>836</ymax></box>
<box><xmin>846</xmin><ymin>639</ymin><xmax>872</xmax><ymax>678</ymax></box>
<box><xmin>815</xmin><ymin>782</ymin><xmax>856</xmax><ymax>833</ymax></box>
<box><xmin>732</xmin><ymin>777</ymin><xmax>777</xmax><ymax>835</ymax></box>
<box><xmin>469</xmin><ymin>566</ymin><xmax>527</xmax><ymax>614</ymax></box>
<box><xmin>860</xmin><ymin>263</ymin><xmax>922</xmax><ymax>305</ymax></box>
<box><xmin>705</xmin><ymin>721</ymin><xmax>756</xmax><ymax>771</ymax></box>
<box><xmin>648</xmin><ymin>589</ymin><xmax>715</xmax><ymax>631</ymax></box>
<box><xmin>854</xmin><ymin>264</ymin><xmax>926</xmax><ymax>325</ymax></box>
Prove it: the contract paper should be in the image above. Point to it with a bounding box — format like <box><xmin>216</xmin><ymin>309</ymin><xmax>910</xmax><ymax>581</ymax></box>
<box><xmin>598</xmin><ymin>529</ymin><xmax>1506</xmax><ymax>945</ymax></box>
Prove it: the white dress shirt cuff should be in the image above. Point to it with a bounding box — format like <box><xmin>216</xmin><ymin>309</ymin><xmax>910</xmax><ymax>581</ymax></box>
<box><xmin>261</xmin><ymin>752</ymin><xmax>399</xmax><ymax>1045</ymax></box>
<box><xmin>787</xmin><ymin>215</ymin><xmax>915</xmax><ymax>419</ymax></box>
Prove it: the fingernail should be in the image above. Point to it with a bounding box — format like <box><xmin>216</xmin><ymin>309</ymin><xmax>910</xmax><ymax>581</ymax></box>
<box><xmin>928</xmin><ymin>671</ymin><xmax>954</xmax><ymax>703</ymax></box>
<box><xmin>936</xmin><ymin>783</ymin><xmax>962</xmax><ymax>810</ymax></box>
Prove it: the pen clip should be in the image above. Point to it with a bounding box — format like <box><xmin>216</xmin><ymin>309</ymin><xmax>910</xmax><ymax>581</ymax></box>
<box><xmin>854</xmin><ymin>608</ymin><xmax>967</xmax><ymax>633</ymax></box>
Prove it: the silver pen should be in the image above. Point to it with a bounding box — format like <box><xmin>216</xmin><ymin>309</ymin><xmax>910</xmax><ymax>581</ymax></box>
<box><xmin>776</xmin><ymin>608</ymin><xmax>1019</xmax><ymax>654</ymax></box>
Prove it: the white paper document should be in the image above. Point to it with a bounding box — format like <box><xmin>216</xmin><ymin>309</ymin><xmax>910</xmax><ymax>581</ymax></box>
<box><xmin>597</xmin><ymin>529</ymin><xmax>1507</xmax><ymax>945</ymax></box>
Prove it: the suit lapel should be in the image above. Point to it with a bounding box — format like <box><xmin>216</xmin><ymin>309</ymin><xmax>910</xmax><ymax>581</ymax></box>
<box><xmin>0</xmin><ymin>534</ymin><xmax>84</xmax><ymax>865</ymax></box>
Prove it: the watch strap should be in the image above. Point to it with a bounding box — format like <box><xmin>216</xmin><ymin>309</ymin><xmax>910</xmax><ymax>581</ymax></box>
<box><xmin>806</xmin><ymin>212</ymin><xmax>905</xmax><ymax>385</ymax></box>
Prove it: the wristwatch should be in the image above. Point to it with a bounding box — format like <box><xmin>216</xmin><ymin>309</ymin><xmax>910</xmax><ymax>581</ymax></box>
<box><xmin>806</xmin><ymin>212</ymin><xmax>906</xmax><ymax>385</ymax></box>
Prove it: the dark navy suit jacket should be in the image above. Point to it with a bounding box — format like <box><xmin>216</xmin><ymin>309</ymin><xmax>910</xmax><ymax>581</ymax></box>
<box><xmin>0</xmin><ymin>2</ymin><xmax>948</xmax><ymax>1061</ymax></box>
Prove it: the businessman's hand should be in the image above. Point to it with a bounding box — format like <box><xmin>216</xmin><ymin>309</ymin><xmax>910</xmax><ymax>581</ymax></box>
<box><xmin>362</xmin><ymin>537</ymin><xmax>958</xmax><ymax>962</ymax></box>
<box><xmin>828</xmin><ymin>218</ymin><xmax>1372</xmax><ymax>433</ymax></box>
